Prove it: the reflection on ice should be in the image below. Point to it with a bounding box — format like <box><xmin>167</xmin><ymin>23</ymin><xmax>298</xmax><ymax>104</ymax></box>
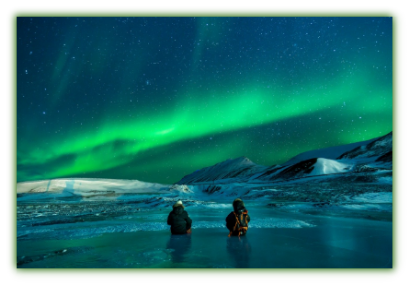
<box><xmin>166</xmin><ymin>234</ymin><xmax>192</xmax><ymax>263</ymax></box>
<box><xmin>226</xmin><ymin>236</ymin><xmax>251</xmax><ymax>268</ymax></box>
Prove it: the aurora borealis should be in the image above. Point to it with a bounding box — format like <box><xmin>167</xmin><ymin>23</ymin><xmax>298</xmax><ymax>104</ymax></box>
<box><xmin>17</xmin><ymin>17</ymin><xmax>392</xmax><ymax>184</ymax></box>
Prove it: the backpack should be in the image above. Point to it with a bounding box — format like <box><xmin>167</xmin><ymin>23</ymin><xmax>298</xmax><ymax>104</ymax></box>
<box><xmin>228</xmin><ymin>210</ymin><xmax>249</xmax><ymax>237</ymax></box>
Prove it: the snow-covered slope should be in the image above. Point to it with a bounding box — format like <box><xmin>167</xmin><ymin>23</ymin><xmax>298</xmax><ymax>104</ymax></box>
<box><xmin>177</xmin><ymin>156</ymin><xmax>268</xmax><ymax>184</ymax></box>
<box><xmin>17</xmin><ymin>178</ymin><xmax>170</xmax><ymax>194</ymax></box>
<box><xmin>309</xmin><ymin>158</ymin><xmax>353</xmax><ymax>175</ymax></box>
<box><xmin>17</xmin><ymin>178</ymin><xmax>175</xmax><ymax>201</ymax></box>
<box><xmin>338</xmin><ymin>132</ymin><xmax>392</xmax><ymax>161</ymax></box>
<box><xmin>254</xmin><ymin>158</ymin><xmax>353</xmax><ymax>181</ymax></box>
<box><xmin>282</xmin><ymin>137</ymin><xmax>379</xmax><ymax>166</ymax></box>
<box><xmin>375</xmin><ymin>151</ymin><xmax>392</xmax><ymax>163</ymax></box>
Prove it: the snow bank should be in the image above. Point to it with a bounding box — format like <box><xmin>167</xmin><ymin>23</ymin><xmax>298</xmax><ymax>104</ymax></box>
<box><xmin>198</xmin><ymin>203</ymin><xmax>231</xmax><ymax>209</ymax></box>
<box><xmin>351</xmin><ymin>192</ymin><xmax>392</xmax><ymax>203</ymax></box>
<box><xmin>250</xmin><ymin>217</ymin><xmax>315</xmax><ymax>229</ymax></box>
<box><xmin>308</xmin><ymin>158</ymin><xmax>353</xmax><ymax>176</ymax></box>
<box><xmin>340</xmin><ymin>204</ymin><xmax>392</xmax><ymax>211</ymax></box>
<box><xmin>17</xmin><ymin>178</ymin><xmax>170</xmax><ymax>196</ymax></box>
<box><xmin>378</xmin><ymin>176</ymin><xmax>393</xmax><ymax>185</ymax></box>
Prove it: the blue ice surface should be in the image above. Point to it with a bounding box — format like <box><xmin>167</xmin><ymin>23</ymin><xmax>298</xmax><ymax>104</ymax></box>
<box><xmin>17</xmin><ymin>205</ymin><xmax>392</xmax><ymax>268</ymax></box>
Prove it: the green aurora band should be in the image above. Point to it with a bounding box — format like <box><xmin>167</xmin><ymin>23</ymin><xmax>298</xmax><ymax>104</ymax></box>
<box><xmin>18</xmin><ymin>66</ymin><xmax>391</xmax><ymax>182</ymax></box>
<box><xmin>17</xmin><ymin>18</ymin><xmax>392</xmax><ymax>183</ymax></box>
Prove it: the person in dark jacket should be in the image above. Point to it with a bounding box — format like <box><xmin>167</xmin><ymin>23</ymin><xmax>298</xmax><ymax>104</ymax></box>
<box><xmin>167</xmin><ymin>200</ymin><xmax>192</xmax><ymax>235</ymax></box>
<box><xmin>226</xmin><ymin>198</ymin><xmax>250</xmax><ymax>236</ymax></box>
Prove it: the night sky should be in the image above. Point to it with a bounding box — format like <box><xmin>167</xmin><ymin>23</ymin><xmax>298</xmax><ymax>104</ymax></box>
<box><xmin>17</xmin><ymin>17</ymin><xmax>392</xmax><ymax>184</ymax></box>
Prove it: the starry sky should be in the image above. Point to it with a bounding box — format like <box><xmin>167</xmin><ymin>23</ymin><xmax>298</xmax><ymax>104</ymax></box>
<box><xmin>17</xmin><ymin>17</ymin><xmax>392</xmax><ymax>184</ymax></box>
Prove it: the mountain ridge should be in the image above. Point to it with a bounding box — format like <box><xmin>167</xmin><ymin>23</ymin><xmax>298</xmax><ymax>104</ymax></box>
<box><xmin>176</xmin><ymin>131</ymin><xmax>392</xmax><ymax>185</ymax></box>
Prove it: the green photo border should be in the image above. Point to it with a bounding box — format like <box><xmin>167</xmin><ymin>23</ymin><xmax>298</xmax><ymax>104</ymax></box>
<box><xmin>0</xmin><ymin>0</ymin><xmax>409</xmax><ymax>285</ymax></box>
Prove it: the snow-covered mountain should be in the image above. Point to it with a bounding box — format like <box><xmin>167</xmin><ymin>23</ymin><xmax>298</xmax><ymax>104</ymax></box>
<box><xmin>337</xmin><ymin>132</ymin><xmax>392</xmax><ymax>161</ymax></box>
<box><xmin>176</xmin><ymin>131</ymin><xmax>392</xmax><ymax>185</ymax></box>
<box><xmin>177</xmin><ymin>156</ymin><xmax>269</xmax><ymax>184</ymax></box>
<box><xmin>17</xmin><ymin>178</ymin><xmax>168</xmax><ymax>194</ymax></box>
<box><xmin>282</xmin><ymin>137</ymin><xmax>379</xmax><ymax>166</ymax></box>
<box><xmin>16</xmin><ymin>178</ymin><xmax>186</xmax><ymax>202</ymax></box>
<box><xmin>256</xmin><ymin>158</ymin><xmax>354</xmax><ymax>181</ymax></box>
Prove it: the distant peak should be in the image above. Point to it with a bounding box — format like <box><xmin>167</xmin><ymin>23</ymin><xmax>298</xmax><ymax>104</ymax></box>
<box><xmin>229</xmin><ymin>156</ymin><xmax>254</xmax><ymax>164</ymax></box>
<box><xmin>240</xmin><ymin>156</ymin><xmax>251</xmax><ymax>161</ymax></box>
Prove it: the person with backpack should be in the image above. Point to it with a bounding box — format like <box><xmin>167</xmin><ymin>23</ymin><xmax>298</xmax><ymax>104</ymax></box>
<box><xmin>226</xmin><ymin>198</ymin><xmax>250</xmax><ymax>237</ymax></box>
<box><xmin>167</xmin><ymin>200</ymin><xmax>192</xmax><ymax>235</ymax></box>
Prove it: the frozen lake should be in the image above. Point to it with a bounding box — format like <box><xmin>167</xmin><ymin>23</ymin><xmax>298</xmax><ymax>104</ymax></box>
<box><xmin>17</xmin><ymin>204</ymin><xmax>392</xmax><ymax>268</ymax></box>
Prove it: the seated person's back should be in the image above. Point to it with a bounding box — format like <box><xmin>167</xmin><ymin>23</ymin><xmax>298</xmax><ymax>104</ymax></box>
<box><xmin>167</xmin><ymin>200</ymin><xmax>192</xmax><ymax>234</ymax></box>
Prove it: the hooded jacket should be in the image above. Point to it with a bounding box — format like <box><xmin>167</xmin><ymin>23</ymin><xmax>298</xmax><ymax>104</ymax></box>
<box><xmin>226</xmin><ymin>198</ymin><xmax>250</xmax><ymax>233</ymax></box>
<box><xmin>167</xmin><ymin>204</ymin><xmax>192</xmax><ymax>234</ymax></box>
